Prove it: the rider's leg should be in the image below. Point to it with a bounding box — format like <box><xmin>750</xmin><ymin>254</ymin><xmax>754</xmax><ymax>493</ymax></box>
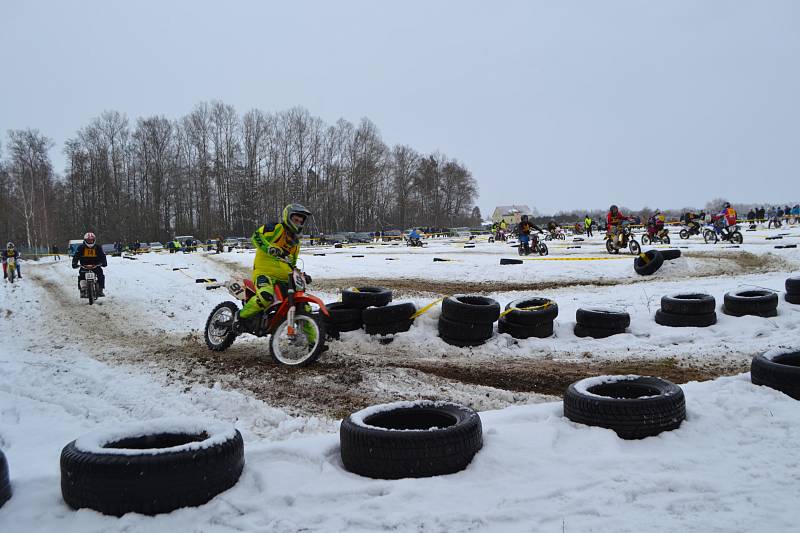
<box><xmin>2</xmin><ymin>263</ymin><xmax>6</xmax><ymax>279</ymax></box>
<box><xmin>239</xmin><ymin>275</ymin><xmax>276</xmax><ymax>319</ymax></box>
<box><xmin>96</xmin><ymin>268</ymin><xmax>105</xmax><ymax>294</ymax></box>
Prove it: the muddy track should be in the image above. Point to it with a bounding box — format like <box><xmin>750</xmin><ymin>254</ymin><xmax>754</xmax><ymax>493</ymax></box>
<box><xmin>25</xmin><ymin>260</ymin><xmax>758</xmax><ymax>419</ymax></box>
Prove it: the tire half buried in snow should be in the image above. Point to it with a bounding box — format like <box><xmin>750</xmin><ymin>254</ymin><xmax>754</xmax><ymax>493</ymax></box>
<box><xmin>751</xmin><ymin>349</ymin><xmax>800</xmax><ymax>400</ymax></box>
<box><xmin>60</xmin><ymin>419</ymin><xmax>244</xmax><ymax>516</ymax></box>
<box><xmin>563</xmin><ymin>376</ymin><xmax>685</xmax><ymax>439</ymax></box>
<box><xmin>340</xmin><ymin>401</ymin><xmax>482</xmax><ymax>479</ymax></box>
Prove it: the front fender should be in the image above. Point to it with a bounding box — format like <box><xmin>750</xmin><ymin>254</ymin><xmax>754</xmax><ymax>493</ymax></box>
<box><xmin>296</xmin><ymin>294</ymin><xmax>330</xmax><ymax>317</ymax></box>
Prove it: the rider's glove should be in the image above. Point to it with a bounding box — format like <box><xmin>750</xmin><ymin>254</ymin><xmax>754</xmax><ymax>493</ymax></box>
<box><xmin>304</xmin><ymin>274</ymin><xmax>312</xmax><ymax>284</ymax></box>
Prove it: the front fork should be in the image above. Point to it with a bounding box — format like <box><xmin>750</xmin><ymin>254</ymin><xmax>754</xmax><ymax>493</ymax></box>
<box><xmin>285</xmin><ymin>292</ymin><xmax>297</xmax><ymax>337</ymax></box>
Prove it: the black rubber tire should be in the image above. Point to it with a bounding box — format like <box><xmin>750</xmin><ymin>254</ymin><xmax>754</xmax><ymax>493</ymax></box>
<box><xmin>723</xmin><ymin>290</ymin><xmax>779</xmax><ymax>315</ymax></box>
<box><xmin>342</xmin><ymin>287</ymin><xmax>392</xmax><ymax>309</ymax></box>
<box><xmin>204</xmin><ymin>301</ymin><xmax>238</xmax><ymax>352</ymax></box>
<box><xmin>730</xmin><ymin>231</ymin><xmax>743</xmax><ymax>244</ymax></box>
<box><xmin>606</xmin><ymin>239</ymin><xmax>619</xmax><ymax>254</ymax></box>
<box><xmin>497</xmin><ymin>317</ymin><xmax>553</xmax><ymax>339</ymax></box>
<box><xmin>655</xmin><ymin>309</ymin><xmax>717</xmax><ymax>327</ymax></box>
<box><xmin>437</xmin><ymin>316</ymin><xmax>494</xmax><ymax>341</ymax></box>
<box><xmin>641</xmin><ymin>234</ymin><xmax>651</xmax><ymax>246</ymax></box>
<box><xmin>751</xmin><ymin>351</ymin><xmax>800</xmax><ymax>400</ymax></box>
<box><xmin>60</xmin><ymin>426</ymin><xmax>244</xmax><ymax>516</ymax></box>
<box><xmin>364</xmin><ymin>319</ymin><xmax>413</xmax><ymax>336</ymax></box>
<box><xmin>441</xmin><ymin>296</ymin><xmax>500</xmax><ymax>325</ymax></box>
<box><xmin>503</xmin><ymin>297</ymin><xmax>558</xmax><ymax>325</ymax></box>
<box><xmin>563</xmin><ymin>376</ymin><xmax>686</xmax><ymax>440</ymax></box>
<box><xmin>633</xmin><ymin>250</ymin><xmax>664</xmax><ymax>276</ymax></box>
<box><xmin>362</xmin><ymin>302</ymin><xmax>416</xmax><ymax>325</ymax></box>
<box><xmin>0</xmin><ymin>449</ymin><xmax>10</xmax><ymax>508</ymax></box>
<box><xmin>679</xmin><ymin>229</ymin><xmax>689</xmax><ymax>239</ymax></box>
<box><xmin>786</xmin><ymin>277</ymin><xmax>800</xmax><ymax>294</ymax></box>
<box><xmin>661</xmin><ymin>249</ymin><xmax>682</xmax><ymax>260</ymax></box>
<box><xmin>660</xmin><ymin>293</ymin><xmax>716</xmax><ymax>315</ymax></box>
<box><xmin>340</xmin><ymin>402</ymin><xmax>483</xmax><ymax>479</ymax></box>
<box><xmin>323</xmin><ymin>302</ymin><xmax>363</xmax><ymax>324</ymax></box>
<box><xmin>786</xmin><ymin>293</ymin><xmax>800</xmax><ymax>305</ymax></box>
<box><xmin>500</xmin><ymin>258</ymin><xmax>524</xmax><ymax>265</ymax></box>
<box><xmin>722</xmin><ymin>306</ymin><xmax>778</xmax><ymax>318</ymax></box>
<box><xmin>662</xmin><ymin>235</ymin><xmax>671</xmax><ymax>244</ymax></box>
<box><xmin>573</xmin><ymin>323</ymin><xmax>627</xmax><ymax>338</ymax></box>
<box><xmin>440</xmin><ymin>336</ymin><xmax>487</xmax><ymax>347</ymax></box>
<box><xmin>575</xmin><ymin>308</ymin><xmax>630</xmax><ymax>330</ymax></box>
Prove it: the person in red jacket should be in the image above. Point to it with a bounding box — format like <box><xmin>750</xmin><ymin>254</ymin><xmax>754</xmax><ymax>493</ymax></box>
<box><xmin>606</xmin><ymin>205</ymin><xmax>629</xmax><ymax>249</ymax></box>
<box><xmin>716</xmin><ymin>202</ymin><xmax>737</xmax><ymax>238</ymax></box>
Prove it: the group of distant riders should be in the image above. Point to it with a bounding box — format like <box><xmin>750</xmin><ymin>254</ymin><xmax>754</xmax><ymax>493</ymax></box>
<box><xmin>488</xmin><ymin>202</ymin><xmax>743</xmax><ymax>255</ymax></box>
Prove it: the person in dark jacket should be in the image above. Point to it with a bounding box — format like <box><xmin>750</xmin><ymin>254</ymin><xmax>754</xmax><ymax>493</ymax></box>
<box><xmin>72</xmin><ymin>232</ymin><xmax>107</xmax><ymax>296</ymax></box>
<box><xmin>516</xmin><ymin>215</ymin><xmax>543</xmax><ymax>254</ymax></box>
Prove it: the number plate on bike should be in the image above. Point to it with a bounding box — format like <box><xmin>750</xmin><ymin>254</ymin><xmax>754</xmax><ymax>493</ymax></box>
<box><xmin>85</xmin><ymin>272</ymin><xmax>96</xmax><ymax>280</ymax></box>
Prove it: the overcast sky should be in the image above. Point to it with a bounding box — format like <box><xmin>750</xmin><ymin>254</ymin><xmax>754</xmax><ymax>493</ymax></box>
<box><xmin>1</xmin><ymin>0</ymin><xmax>798</xmax><ymax>216</ymax></box>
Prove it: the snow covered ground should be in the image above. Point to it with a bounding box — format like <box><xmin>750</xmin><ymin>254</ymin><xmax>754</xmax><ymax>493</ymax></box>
<box><xmin>1</xmin><ymin>225</ymin><xmax>799</xmax><ymax>531</ymax></box>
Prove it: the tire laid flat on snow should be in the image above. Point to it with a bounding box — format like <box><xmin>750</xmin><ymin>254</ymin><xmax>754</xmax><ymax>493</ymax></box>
<box><xmin>573</xmin><ymin>323</ymin><xmax>626</xmax><ymax>338</ymax></box>
<box><xmin>751</xmin><ymin>350</ymin><xmax>800</xmax><ymax>400</ymax></box>
<box><xmin>342</xmin><ymin>287</ymin><xmax>392</xmax><ymax>308</ymax></box>
<box><xmin>503</xmin><ymin>297</ymin><xmax>558</xmax><ymax>325</ymax></box>
<box><xmin>563</xmin><ymin>376</ymin><xmax>685</xmax><ymax>440</ymax></box>
<box><xmin>575</xmin><ymin>308</ymin><xmax>630</xmax><ymax>330</ymax></box>
<box><xmin>500</xmin><ymin>258</ymin><xmax>523</xmax><ymax>265</ymax></box>
<box><xmin>437</xmin><ymin>316</ymin><xmax>493</xmax><ymax>341</ymax></box>
<box><xmin>362</xmin><ymin>302</ymin><xmax>416</xmax><ymax>325</ymax></box>
<box><xmin>655</xmin><ymin>309</ymin><xmax>717</xmax><ymax>327</ymax></box>
<box><xmin>340</xmin><ymin>401</ymin><xmax>482</xmax><ymax>479</ymax></box>
<box><xmin>60</xmin><ymin>420</ymin><xmax>244</xmax><ymax>516</ymax></box>
<box><xmin>659</xmin><ymin>293</ymin><xmax>716</xmax><ymax>315</ymax></box>
<box><xmin>441</xmin><ymin>296</ymin><xmax>500</xmax><ymax>325</ymax></box>
<box><xmin>498</xmin><ymin>317</ymin><xmax>553</xmax><ymax>339</ymax></box>
<box><xmin>0</xmin><ymin>449</ymin><xmax>10</xmax><ymax>508</ymax></box>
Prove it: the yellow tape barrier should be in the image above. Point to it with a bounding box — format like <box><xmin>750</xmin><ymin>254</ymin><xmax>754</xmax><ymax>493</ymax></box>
<box><xmin>520</xmin><ymin>256</ymin><xmax>631</xmax><ymax>261</ymax></box>
<box><xmin>410</xmin><ymin>296</ymin><xmax>449</xmax><ymax>319</ymax></box>
<box><xmin>499</xmin><ymin>301</ymin><xmax>553</xmax><ymax>318</ymax></box>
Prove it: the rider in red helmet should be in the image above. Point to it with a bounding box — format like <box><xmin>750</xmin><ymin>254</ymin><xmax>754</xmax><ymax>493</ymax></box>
<box><xmin>71</xmin><ymin>232</ymin><xmax>107</xmax><ymax>296</ymax></box>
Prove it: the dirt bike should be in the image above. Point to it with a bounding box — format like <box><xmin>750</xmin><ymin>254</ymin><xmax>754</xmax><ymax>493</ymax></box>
<box><xmin>605</xmin><ymin>222</ymin><xmax>641</xmax><ymax>255</ymax></box>
<box><xmin>78</xmin><ymin>265</ymin><xmax>101</xmax><ymax>305</ymax></box>
<box><xmin>518</xmin><ymin>232</ymin><xmax>548</xmax><ymax>256</ymax></box>
<box><xmin>703</xmin><ymin>223</ymin><xmax>743</xmax><ymax>244</ymax></box>
<box><xmin>641</xmin><ymin>227</ymin><xmax>670</xmax><ymax>245</ymax></box>
<box><xmin>204</xmin><ymin>265</ymin><xmax>330</xmax><ymax>367</ymax></box>
<box><xmin>544</xmin><ymin>228</ymin><xmax>566</xmax><ymax>241</ymax></box>
<box><xmin>405</xmin><ymin>236</ymin><xmax>425</xmax><ymax>247</ymax></box>
<box><xmin>679</xmin><ymin>222</ymin><xmax>702</xmax><ymax>239</ymax></box>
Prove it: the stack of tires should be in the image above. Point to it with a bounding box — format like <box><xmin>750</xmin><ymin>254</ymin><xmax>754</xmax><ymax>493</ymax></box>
<box><xmin>721</xmin><ymin>289</ymin><xmax>778</xmax><ymax>317</ymax></box>
<box><xmin>498</xmin><ymin>297</ymin><xmax>557</xmax><ymax>339</ymax></box>
<box><xmin>785</xmin><ymin>277</ymin><xmax>800</xmax><ymax>304</ymax></box>
<box><xmin>751</xmin><ymin>349</ymin><xmax>800</xmax><ymax>400</ymax></box>
<box><xmin>655</xmin><ymin>293</ymin><xmax>717</xmax><ymax>327</ymax></box>
<box><xmin>438</xmin><ymin>296</ymin><xmax>500</xmax><ymax>347</ymax></box>
<box><xmin>321</xmin><ymin>286</ymin><xmax>393</xmax><ymax>339</ymax></box>
<box><xmin>573</xmin><ymin>308</ymin><xmax>630</xmax><ymax>338</ymax></box>
<box><xmin>0</xmin><ymin>449</ymin><xmax>10</xmax><ymax>508</ymax></box>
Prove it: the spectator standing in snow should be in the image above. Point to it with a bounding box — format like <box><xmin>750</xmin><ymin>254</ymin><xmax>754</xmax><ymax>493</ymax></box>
<box><xmin>584</xmin><ymin>215</ymin><xmax>593</xmax><ymax>237</ymax></box>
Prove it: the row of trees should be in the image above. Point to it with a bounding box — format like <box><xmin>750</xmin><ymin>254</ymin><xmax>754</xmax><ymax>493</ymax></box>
<box><xmin>0</xmin><ymin>102</ymin><xmax>482</xmax><ymax>251</ymax></box>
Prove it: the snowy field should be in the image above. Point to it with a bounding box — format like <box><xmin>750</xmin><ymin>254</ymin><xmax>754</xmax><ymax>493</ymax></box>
<box><xmin>2</xmin><ymin>225</ymin><xmax>800</xmax><ymax>532</ymax></box>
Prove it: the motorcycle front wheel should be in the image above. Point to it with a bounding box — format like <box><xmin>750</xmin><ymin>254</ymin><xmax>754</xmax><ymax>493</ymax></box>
<box><xmin>679</xmin><ymin>229</ymin><xmax>689</xmax><ymax>239</ymax></box>
<box><xmin>605</xmin><ymin>239</ymin><xmax>618</xmax><ymax>254</ymax></box>
<box><xmin>703</xmin><ymin>230</ymin><xmax>718</xmax><ymax>244</ymax></box>
<box><xmin>730</xmin><ymin>231</ymin><xmax>743</xmax><ymax>244</ymax></box>
<box><xmin>88</xmin><ymin>281</ymin><xmax>95</xmax><ymax>305</ymax></box>
<box><xmin>663</xmin><ymin>235</ymin><xmax>670</xmax><ymax>244</ymax></box>
<box><xmin>205</xmin><ymin>301</ymin><xmax>238</xmax><ymax>352</ymax></box>
<box><xmin>641</xmin><ymin>235</ymin><xmax>651</xmax><ymax>245</ymax></box>
<box><xmin>269</xmin><ymin>312</ymin><xmax>326</xmax><ymax>367</ymax></box>
<box><xmin>538</xmin><ymin>243</ymin><xmax>549</xmax><ymax>256</ymax></box>
<box><xmin>628</xmin><ymin>239</ymin><xmax>641</xmax><ymax>255</ymax></box>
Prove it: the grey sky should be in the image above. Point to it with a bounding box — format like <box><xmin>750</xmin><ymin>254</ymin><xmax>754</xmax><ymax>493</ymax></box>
<box><xmin>2</xmin><ymin>0</ymin><xmax>798</xmax><ymax>217</ymax></box>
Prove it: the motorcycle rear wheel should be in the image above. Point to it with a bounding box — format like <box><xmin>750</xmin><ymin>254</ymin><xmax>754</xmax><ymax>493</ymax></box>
<box><xmin>269</xmin><ymin>312</ymin><xmax>326</xmax><ymax>367</ymax></box>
